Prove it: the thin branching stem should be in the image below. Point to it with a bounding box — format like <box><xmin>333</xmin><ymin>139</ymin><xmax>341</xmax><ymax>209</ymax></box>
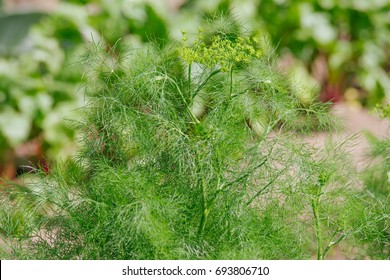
<box><xmin>246</xmin><ymin>167</ymin><xmax>286</xmax><ymax>206</ymax></box>
<box><xmin>164</xmin><ymin>75</ymin><xmax>200</xmax><ymax>123</ymax></box>
<box><xmin>229</xmin><ymin>66</ymin><xmax>234</xmax><ymax>99</ymax></box>
<box><xmin>322</xmin><ymin>229</ymin><xmax>346</xmax><ymax>259</ymax></box>
<box><xmin>188</xmin><ymin>63</ymin><xmax>192</xmax><ymax>95</ymax></box>
<box><xmin>192</xmin><ymin>68</ymin><xmax>221</xmax><ymax>99</ymax></box>
<box><xmin>311</xmin><ymin>194</ymin><xmax>323</xmax><ymax>260</ymax></box>
<box><xmin>198</xmin><ymin>162</ymin><xmax>209</xmax><ymax>237</ymax></box>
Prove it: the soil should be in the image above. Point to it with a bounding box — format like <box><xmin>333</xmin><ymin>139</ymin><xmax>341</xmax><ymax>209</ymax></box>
<box><xmin>302</xmin><ymin>102</ymin><xmax>390</xmax><ymax>172</ymax></box>
<box><xmin>304</xmin><ymin>102</ymin><xmax>389</xmax><ymax>259</ymax></box>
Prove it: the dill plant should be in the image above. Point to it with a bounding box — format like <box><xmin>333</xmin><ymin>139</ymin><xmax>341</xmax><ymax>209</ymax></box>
<box><xmin>358</xmin><ymin>110</ymin><xmax>390</xmax><ymax>259</ymax></box>
<box><xmin>0</xmin><ymin>21</ymin><xmax>379</xmax><ymax>260</ymax></box>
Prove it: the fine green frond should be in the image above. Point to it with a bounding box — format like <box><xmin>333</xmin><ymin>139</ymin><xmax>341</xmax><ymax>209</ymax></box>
<box><xmin>0</xmin><ymin>19</ymin><xmax>382</xmax><ymax>260</ymax></box>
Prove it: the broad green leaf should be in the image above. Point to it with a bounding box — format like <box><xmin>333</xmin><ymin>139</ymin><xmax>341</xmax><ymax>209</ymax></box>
<box><xmin>0</xmin><ymin>12</ymin><xmax>45</xmax><ymax>56</ymax></box>
<box><xmin>0</xmin><ymin>108</ymin><xmax>31</xmax><ymax>147</ymax></box>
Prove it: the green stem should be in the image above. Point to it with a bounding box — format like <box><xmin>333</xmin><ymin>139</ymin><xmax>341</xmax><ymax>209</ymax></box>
<box><xmin>197</xmin><ymin>208</ymin><xmax>209</xmax><ymax>237</ymax></box>
<box><xmin>311</xmin><ymin>196</ymin><xmax>323</xmax><ymax>260</ymax></box>
<box><xmin>229</xmin><ymin>66</ymin><xmax>234</xmax><ymax>99</ymax></box>
<box><xmin>246</xmin><ymin>167</ymin><xmax>284</xmax><ymax>206</ymax></box>
<box><xmin>322</xmin><ymin>230</ymin><xmax>346</xmax><ymax>259</ymax></box>
<box><xmin>197</xmin><ymin>170</ymin><xmax>209</xmax><ymax>237</ymax></box>
<box><xmin>200</xmin><ymin>158</ymin><xmax>269</xmax><ymax>235</ymax></box>
<box><xmin>192</xmin><ymin>68</ymin><xmax>221</xmax><ymax>99</ymax></box>
<box><xmin>165</xmin><ymin>75</ymin><xmax>199</xmax><ymax>123</ymax></box>
<box><xmin>188</xmin><ymin>63</ymin><xmax>192</xmax><ymax>95</ymax></box>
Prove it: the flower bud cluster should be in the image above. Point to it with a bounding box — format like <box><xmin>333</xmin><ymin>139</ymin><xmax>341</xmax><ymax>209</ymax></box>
<box><xmin>179</xmin><ymin>29</ymin><xmax>262</xmax><ymax>72</ymax></box>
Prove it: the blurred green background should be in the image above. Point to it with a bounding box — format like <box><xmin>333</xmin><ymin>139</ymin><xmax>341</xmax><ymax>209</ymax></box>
<box><xmin>1</xmin><ymin>0</ymin><xmax>389</xmax><ymax>179</ymax></box>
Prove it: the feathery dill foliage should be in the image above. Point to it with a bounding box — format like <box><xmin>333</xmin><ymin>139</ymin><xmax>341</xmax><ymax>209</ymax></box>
<box><xmin>0</xmin><ymin>22</ymin><xmax>373</xmax><ymax>260</ymax></box>
<box><xmin>359</xmin><ymin>112</ymin><xmax>390</xmax><ymax>259</ymax></box>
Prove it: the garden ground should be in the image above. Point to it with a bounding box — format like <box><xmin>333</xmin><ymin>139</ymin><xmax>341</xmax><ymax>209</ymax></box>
<box><xmin>303</xmin><ymin>102</ymin><xmax>389</xmax><ymax>172</ymax></box>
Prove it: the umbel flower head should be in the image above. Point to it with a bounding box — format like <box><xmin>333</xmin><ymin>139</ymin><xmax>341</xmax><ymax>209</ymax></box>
<box><xmin>179</xmin><ymin>29</ymin><xmax>262</xmax><ymax>72</ymax></box>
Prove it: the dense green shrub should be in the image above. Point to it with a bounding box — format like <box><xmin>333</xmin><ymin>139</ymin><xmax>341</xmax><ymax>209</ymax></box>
<box><xmin>0</xmin><ymin>20</ymin><xmax>384</xmax><ymax>259</ymax></box>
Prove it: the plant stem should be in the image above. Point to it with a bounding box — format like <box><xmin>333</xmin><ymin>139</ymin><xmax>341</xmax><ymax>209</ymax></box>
<box><xmin>322</xmin><ymin>230</ymin><xmax>346</xmax><ymax>259</ymax></box>
<box><xmin>229</xmin><ymin>66</ymin><xmax>234</xmax><ymax>99</ymax></box>
<box><xmin>198</xmin><ymin>207</ymin><xmax>209</xmax><ymax>237</ymax></box>
<box><xmin>192</xmin><ymin>68</ymin><xmax>221</xmax><ymax>99</ymax></box>
<box><xmin>198</xmin><ymin>169</ymin><xmax>209</xmax><ymax>237</ymax></box>
<box><xmin>165</xmin><ymin>75</ymin><xmax>199</xmax><ymax>123</ymax></box>
<box><xmin>311</xmin><ymin>195</ymin><xmax>323</xmax><ymax>260</ymax></box>
<box><xmin>246</xmin><ymin>167</ymin><xmax>284</xmax><ymax>206</ymax></box>
<box><xmin>188</xmin><ymin>63</ymin><xmax>192</xmax><ymax>95</ymax></box>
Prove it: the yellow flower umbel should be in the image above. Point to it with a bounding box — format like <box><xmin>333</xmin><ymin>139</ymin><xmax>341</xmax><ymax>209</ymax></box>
<box><xmin>179</xmin><ymin>29</ymin><xmax>262</xmax><ymax>72</ymax></box>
